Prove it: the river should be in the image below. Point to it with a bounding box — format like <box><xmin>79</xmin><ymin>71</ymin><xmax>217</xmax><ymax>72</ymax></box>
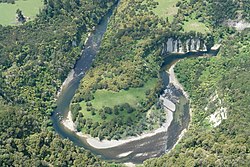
<box><xmin>51</xmin><ymin>5</ymin><xmax>219</xmax><ymax>165</ymax></box>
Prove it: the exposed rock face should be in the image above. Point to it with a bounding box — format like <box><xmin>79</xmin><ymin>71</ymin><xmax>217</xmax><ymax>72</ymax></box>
<box><xmin>162</xmin><ymin>38</ymin><xmax>208</xmax><ymax>55</ymax></box>
<box><xmin>226</xmin><ymin>20</ymin><xmax>250</xmax><ymax>31</ymax></box>
<box><xmin>190</xmin><ymin>39</ymin><xmax>195</xmax><ymax>51</ymax></box>
<box><xmin>178</xmin><ymin>40</ymin><xmax>183</xmax><ymax>53</ymax></box>
<box><xmin>205</xmin><ymin>91</ymin><xmax>228</xmax><ymax>128</ymax></box>
<box><xmin>196</xmin><ymin>39</ymin><xmax>200</xmax><ymax>51</ymax></box>
<box><xmin>167</xmin><ymin>38</ymin><xmax>173</xmax><ymax>52</ymax></box>
<box><xmin>209</xmin><ymin>107</ymin><xmax>227</xmax><ymax>127</ymax></box>
<box><xmin>173</xmin><ymin>40</ymin><xmax>178</xmax><ymax>53</ymax></box>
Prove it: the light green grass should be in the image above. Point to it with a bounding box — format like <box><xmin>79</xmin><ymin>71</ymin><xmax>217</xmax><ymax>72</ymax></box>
<box><xmin>0</xmin><ymin>0</ymin><xmax>43</xmax><ymax>26</ymax></box>
<box><xmin>183</xmin><ymin>19</ymin><xmax>210</xmax><ymax>33</ymax></box>
<box><xmin>79</xmin><ymin>78</ymin><xmax>158</xmax><ymax>122</ymax></box>
<box><xmin>152</xmin><ymin>0</ymin><xmax>179</xmax><ymax>22</ymax></box>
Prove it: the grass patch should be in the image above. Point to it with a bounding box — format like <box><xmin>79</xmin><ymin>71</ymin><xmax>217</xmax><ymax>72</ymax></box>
<box><xmin>183</xmin><ymin>19</ymin><xmax>210</xmax><ymax>33</ymax></box>
<box><xmin>79</xmin><ymin>78</ymin><xmax>158</xmax><ymax>122</ymax></box>
<box><xmin>152</xmin><ymin>0</ymin><xmax>179</xmax><ymax>22</ymax></box>
<box><xmin>0</xmin><ymin>0</ymin><xmax>44</xmax><ymax>26</ymax></box>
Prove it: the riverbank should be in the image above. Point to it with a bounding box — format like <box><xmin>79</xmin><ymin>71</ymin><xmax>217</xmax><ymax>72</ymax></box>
<box><xmin>167</xmin><ymin>61</ymin><xmax>191</xmax><ymax>150</ymax></box>
<box><xmin>61</xmin><ymin>110</ymin><xmax>76</xmax><ymax>132</ymax></box>
<box><xmin>56</xmin><ymin>31</ymin><xmax>93</xmax><ymax>99</ymax></box>
<box><xmin>168</xmin><ymin>61</ymin><xmax>189</xmax><ymax>99</ymax></box>
<box><xmin>62</xmin><ymin>107</ymin><xmax>173</xmax><ymax>149</ymax></box>
<box><xmin>86</xmin><ymin>107</ymin><xmax>173</xmax><ymax>149</ymax></box>
<box><xmin>56</xmin><ymin>70</ymin><xmax>75</xmax><ymax>98</ymax></box>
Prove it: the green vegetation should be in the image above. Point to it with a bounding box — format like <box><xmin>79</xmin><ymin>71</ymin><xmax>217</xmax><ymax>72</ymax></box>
<box><xmin>183</xmin><ymin>19</ymin><xmax>210</xmax><ymax>33</ymax></box>
<box><xmin>242</xmin><ymin>0</ymin><xmax>250</xmax><ymax>21</ymax></box>
<box><xmin>73</xmin><ymin>79</ymin><xmax>166</xmax><ymax>140</ymax></box>
<box><xmin>71</xmin><ymin>0</ymin><xmax>169</xmax><ymax>140</ymax></box>
<box><xmin>207</xmin><ymin>0</ymin><xmax>239</xmax><ymax>25</ymax></box>
<box><xmin>1</xmin><ymin>0</ymin><xmax>250</xmax><ymax>166</ymax></box>
<box><xmin>0</xmin><ymin>0</ymin><xmax>119</xmax><ymax>166</ymax></box>
<box><xmin>0</xmin><ymin>0</ymin><xmax>117</xmax><ymax>114</ymax></box>
<box><xmin>80</xmin><ymin>79</ymin><xmax>157</xmax><ymax>111</ymax></box>
<box><xmin>0</xmin><ymin>99</ymin><xmax>105</xmax><ymax>166</ymax></box>
<box><xmin>142</xmin><ymin>1</ymin><xmax>250</xmax><ymax>166</ymax></box>
<box><xmin>144</xmin><ymin>28</ymin><xmax>250</xmax><ymax>167</ymax></box>
<box><xmin>75</xmin><ymin>102</ymin><xmax>166</xmax><ymax>140</ymax></box>
<box><xmin>73</xmin><ymin>78</ymin><xmax>165</xmax><ymax>140</ymax></box>
<box><xmin>70</xmin><ymin>0</ymin><xmax>217</xmax><ymax>140</ymax></box>
<box><xmin>168</xmin><ymin>0</ymin><xmax>211</xmax><ymax>33</ymax></box>
<box><xmin>152</xmin><ymin>0</ymin><xmax>179</xmax><ymax>22</ymax></box>
<box><xmin>0</xmin><ymin>0</ymin><xmax>44</xmax><ymax>26</ymax></box>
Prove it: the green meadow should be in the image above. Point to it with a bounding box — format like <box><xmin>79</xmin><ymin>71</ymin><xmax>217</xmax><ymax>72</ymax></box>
<box><xmin>79</xmin><ymin>78</ymin><xmax>158</xmax><ymax>122</ymax></box>
<box><xmin>183</xmin><ymin>19</ymin><xmax>210</xmax><ymax>33</ymax></box>
<box><xmin>152</xmin><ymin>0</ymin><xmax>210</xmax><ymax>33</ymax></box>
<box><xmin>152</xmin><ymin>0</ymin><xmax>179</xmax><ymax>22</ymax></box>
<box><xmin>0</xmin><ymin>0</ymin><xmax>43</xmax><ymax>26</ymax></box>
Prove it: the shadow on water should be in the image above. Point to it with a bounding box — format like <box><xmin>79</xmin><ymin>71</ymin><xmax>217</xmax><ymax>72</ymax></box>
<box><xmin>51</xmin><ymin>3</ymin><xmax>220</xmax><ymax>164</ymax></box>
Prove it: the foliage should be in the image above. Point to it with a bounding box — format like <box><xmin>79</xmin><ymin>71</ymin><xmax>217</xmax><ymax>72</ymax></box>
<box><xmin>0</xmin><ymin>100</ymin><xmax>106</xmax><ymax>166</ymax></box>
<box><xmin>144</xmin><ymin>30</ymin><xmax>250</xmax><ymax>167</ymax></box>
<box><xmin>71</xmin><ymin>0</ymin><xmax>168</xmax><ymax>140</ymax></box>
<box><xmin>0</xmin><ymin>0</ymin><xmax>117</xmax><ymax>115</ymax></box>
<box><xmin>16</xmin><ymin>9</ymin><xmax>26</xmax><ymax>23</ymax></box>
<box><xmin>182</xmin><ymin>19</ymin><xmax>210</xmax><ymax>34</ymax></box>
<box><xmin>152</xmin><ymin>0</ymin><xmax>179</xmax><ymax>23</ymax></box>
<box><xmin>242</xmin><ymin>0</ymin><xmax>250</xmax><ymax>21</ymax></box>
<box><xmin>73</xmin><ymin>79</ymin><xmax>166</xmax><ymax>140</ymax></box>
<box><xmin>143</xmin><ymin>1</ymin><xmax>250</xmax><ymax>166</ymax></box>
<box><xmin>71</xmin><ymin>0</ymin><xmax>216</xmax><ymax>140</ymax></box>
<box><xmin>207</xmin><ymin>0</ymin><xmax>239</xmax><ymax>25</ymax></box>
<box><xmin>0</xmin><ymin>0</ymin><xmax>118</xmax><ymax>166</ymax></box>
<box><xmin>0</xmin><ymin>0</ymin><xmax>249</xmax><ymax>165</ymax></box>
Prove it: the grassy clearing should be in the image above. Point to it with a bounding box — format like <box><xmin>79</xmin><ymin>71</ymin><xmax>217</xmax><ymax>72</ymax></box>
<box><xmin>183</xmin><ymin>19</ymin><xmax>210</xmax><ymax>33</ymax></box>
<box><xmin>79</xmin><ymin>78</ymin><xmax>158</xmax><ymax>122</ymax></box>
<box><xmin>152</xmin><ymin>0</ymin><xmax>179</xmax><ymax>22</ymax></box>
<box><xmin>0</xmin><ymin>0</ymin><xmax>43</xmax><ymax>26</ymax></box>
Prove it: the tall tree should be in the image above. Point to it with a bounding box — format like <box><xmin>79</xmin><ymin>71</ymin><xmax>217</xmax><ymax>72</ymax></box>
<box><xmin>16</xmin><ymin>9</ymin><xmax>26</xmax><ymax>23</ymax></box>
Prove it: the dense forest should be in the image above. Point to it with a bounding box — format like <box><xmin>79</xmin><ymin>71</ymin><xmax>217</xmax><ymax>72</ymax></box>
<box><xmin>143</xmin><ymin>0</ymin><xmax>250</xmax><ymax>166</ymax></box>
<box><xmin>0</xmin><ymin>100</ymin><xmax>105</xmax><ymax>166</ymax></box>
<box><xmin>0</xmin><ymin>0</ymin><xmax>250</xmax><ymax>166</ymax></box>
<box><xmin>0</xmin><ymin>0</ymin><xmax>119</xmax><ymax>166</ymax></box>
<box><xmin>242</xmin><ymin>0</ymin><xmax>250</xmax><ymax>21</ymax></box>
